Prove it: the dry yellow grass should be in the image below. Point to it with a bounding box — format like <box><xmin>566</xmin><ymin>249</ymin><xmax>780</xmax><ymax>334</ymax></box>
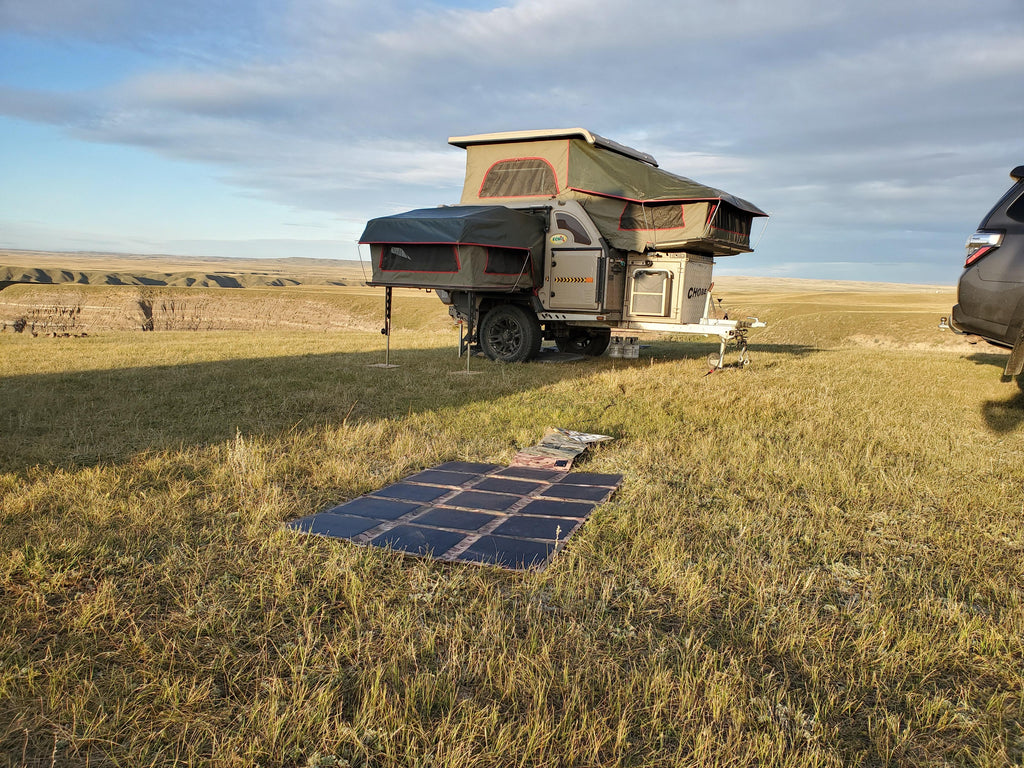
<box><xmin>1</xmin><ymin>277</ymin><xmax>1022</xmax><ymax>767</ymax></box>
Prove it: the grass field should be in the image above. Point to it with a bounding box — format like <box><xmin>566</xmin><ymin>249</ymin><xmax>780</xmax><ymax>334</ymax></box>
<box><xmin>2</xmin><ymin>280</ymin><xmax>1023</xmax><ymax>767</ymax></box>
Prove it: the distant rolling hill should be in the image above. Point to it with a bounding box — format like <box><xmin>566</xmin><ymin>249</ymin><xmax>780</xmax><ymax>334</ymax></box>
<box><xmin>0</xmin><ymin>250</ymin><xmax>368</xmax><ymax>288</ymax></box>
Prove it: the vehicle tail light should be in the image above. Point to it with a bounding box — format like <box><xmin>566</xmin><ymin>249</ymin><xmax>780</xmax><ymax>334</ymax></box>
<box><xmin>965</xmin><ymin>231</ymin><xmax>1003</xmax><ymax>267</ymax></box>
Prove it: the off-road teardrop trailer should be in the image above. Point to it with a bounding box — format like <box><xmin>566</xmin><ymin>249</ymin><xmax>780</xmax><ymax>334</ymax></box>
<box><xmin>359</xmin><ymin>128</ymin><xmax>768</xmax><ymax>364</ymax></box>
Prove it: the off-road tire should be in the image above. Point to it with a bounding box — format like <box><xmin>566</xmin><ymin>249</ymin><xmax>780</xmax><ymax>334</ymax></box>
<box><xmin>479</xmin><ymin>304</ymin><xmax>542</xmax><ymax>363</ymax></box>
<box><xmin>556</xmin><ymin>328</ymin><xmax>612</xmax><ymax>357</ymax></box>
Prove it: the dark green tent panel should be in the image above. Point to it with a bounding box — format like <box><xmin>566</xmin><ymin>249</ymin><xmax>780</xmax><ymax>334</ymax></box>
<box><xmin>359</xmin><ymin>205</ymin><xmax>546</xmax><ymax>290</ymax></box>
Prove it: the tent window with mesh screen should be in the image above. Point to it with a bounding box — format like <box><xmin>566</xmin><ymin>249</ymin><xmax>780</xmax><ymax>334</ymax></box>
<box><xmin>484</xmin><ymin>247</ymin><xmax>532</xmax><ymax>276</ymax></box>
<box><xmin>619</xmin><ymin>203</ymin><xmax>685</xmax><ymax>232</ymax></box>
<box><xmin>707</xmin><ymin>204</ymin><xmax>753</xmax><ymax>246</ymax></box>
<box><xmin>479</xmin><ymin>158</ymin><xmax>559</xmax><ymax>198</ymax></box>
<box><xmin>379</xmin><ymin>244</ymin><xmax>460</xmax><ymax>273</ymax></box>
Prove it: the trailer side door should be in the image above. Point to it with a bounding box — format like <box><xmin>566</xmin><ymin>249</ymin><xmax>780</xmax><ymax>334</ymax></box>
<box><xmin>543</xmin><ymin>208</ymin><xmax>606</xmax><ymax>311</ymax></box>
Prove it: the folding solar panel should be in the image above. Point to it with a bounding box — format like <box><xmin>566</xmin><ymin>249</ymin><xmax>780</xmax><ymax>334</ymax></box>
<box><xmin>288</xmin><ymin>462</ymin><xmax>623</xmax><ymax>571</ymax></box>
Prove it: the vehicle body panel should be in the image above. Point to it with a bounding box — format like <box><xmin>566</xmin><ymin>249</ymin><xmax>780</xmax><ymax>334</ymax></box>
<box><xmin>951</xmin><ymin>172</ymin><xmax>1024</xmax><ymax>348</ymax></box>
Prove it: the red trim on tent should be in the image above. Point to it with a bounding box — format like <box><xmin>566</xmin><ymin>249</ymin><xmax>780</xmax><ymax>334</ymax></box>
<box><xmin>708</xmin><ymin>223</ymin><xmax>749</xmax><ymax>238</ymax></box>
<box><xmin>570</xmin><ymin>186</ymin><xmax>730</xmax><ymax>206</ymax></box>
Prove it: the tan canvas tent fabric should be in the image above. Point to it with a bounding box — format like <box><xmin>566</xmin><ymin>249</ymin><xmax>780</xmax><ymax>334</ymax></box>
<box><xmin>450</xmin><ymin>129</ymin><xmax>767</xmax><ymax>256</ymax></box>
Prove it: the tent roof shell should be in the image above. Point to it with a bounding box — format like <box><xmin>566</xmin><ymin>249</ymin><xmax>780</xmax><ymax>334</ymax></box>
<box><xmin>449</xmin><ymin>127</ymin><xmax>659</xmax><ymax>167</ymax></box>
<box><xmin>358</xmin><ymin>204</ymin><xmax>544</xmax><ymax>250</ymax></box>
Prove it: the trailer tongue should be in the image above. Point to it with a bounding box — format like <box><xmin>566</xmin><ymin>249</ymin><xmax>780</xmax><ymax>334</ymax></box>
<box><xmin>359</xmin><ymin>128</ymin><xmax>768</xmax><ymax>365</ymax></box>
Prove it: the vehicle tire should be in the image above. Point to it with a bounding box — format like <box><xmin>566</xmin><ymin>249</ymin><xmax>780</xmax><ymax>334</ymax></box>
<box><xmin>556</xmin><ymin>328</ymin><xmax>611</xmax><ymax>356</ymax></box>
<box><xmin>479</xmin><ymin>304</ymin><xmax>542</xmax><ymax>363</ymax></box>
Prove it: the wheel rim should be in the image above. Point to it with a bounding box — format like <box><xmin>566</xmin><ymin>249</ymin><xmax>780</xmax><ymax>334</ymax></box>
<box><xmin>485</xmin><ymin>316</ymin><xmax>524</xmax><ymax>357</ymax></box>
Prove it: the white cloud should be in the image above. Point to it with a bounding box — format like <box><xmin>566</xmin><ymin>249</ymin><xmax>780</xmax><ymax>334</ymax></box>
<box><xmin>1</xmin><ymin>0</ymin><xmax>1022</xmax><ymax>281</ymax></box>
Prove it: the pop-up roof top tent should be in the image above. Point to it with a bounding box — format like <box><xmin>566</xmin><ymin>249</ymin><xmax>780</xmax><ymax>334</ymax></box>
<box><xmin>449</xmin><ymin>128</ymin><xmax>767</xmax><ymax>256</ymax></box>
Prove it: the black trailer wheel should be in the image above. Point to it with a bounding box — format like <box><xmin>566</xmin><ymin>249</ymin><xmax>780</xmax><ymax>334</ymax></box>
<box><xmin>557</xmin><ymin>328</ymin><xmax>612</xmax><ymax>357</ymax></box>
<box><xmin>479</xmin><ymin>304</ymin><xmax>542</xmax><ymax>363</ymax></box>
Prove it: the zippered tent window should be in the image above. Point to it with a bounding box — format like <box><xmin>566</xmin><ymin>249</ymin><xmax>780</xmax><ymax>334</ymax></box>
<box><xmin>379</xmin><ymin>244</ymin><xmax>460</xmax><ymax>273</ymax></box>
<box><xmin>480</xmin><ymin>158</ymin><xmax>558</xmax><ymax>198</ymax></box>
<box><xmin>619</xmin><ymin>203</ymin><xmax>685</xmax><ymax>231</ymax></box>
<box><xmin>484</xmin><ymin>247</ymin><xmax>532</xmax><ymax>276</ymax></box>
<box><xmin>706</xmin><ymin>204</ymin><xmax>753</xmax><ymax>246</ymax></box>
<box><xmin>708</xmin><ymin>205</ymin><xmax>752</xmax><ymax>237</ymax></box>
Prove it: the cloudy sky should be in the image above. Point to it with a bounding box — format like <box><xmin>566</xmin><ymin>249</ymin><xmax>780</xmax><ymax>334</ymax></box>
<box><xmin>1</xmin><ymin>0</ymin><xmax>1021</xmax><ymax>284</ymax></box>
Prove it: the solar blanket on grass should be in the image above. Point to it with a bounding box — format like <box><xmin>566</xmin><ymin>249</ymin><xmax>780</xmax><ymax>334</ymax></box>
<box><xmin>289</xmin><ymin>461</ymin><xmax>622</xmax><ymax>571</ymax></box>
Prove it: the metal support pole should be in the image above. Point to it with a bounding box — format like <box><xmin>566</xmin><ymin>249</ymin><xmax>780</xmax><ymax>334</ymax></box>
<box><xmin>702</xmin><ymin>282</ymin><xmax>715</xmax><ymax>321</ymax></box>
<box><xmin>452</xmin><ymin>292</ymin><xmax>482</xmax><ymax>375</ymax></box>
<box><xmin>369</xmin><ymin>285</ymin><xmax>399</xmax><ymax>368</ymax></box>
<box><xmin>383</xmin><ymin>286</ymin><xmax>392</xmax><ymax>366</ymax></box>
<box><xmin>466</xmin><ymin>291</ymin><xmax>474</xmax><ymax>373</ymax></box>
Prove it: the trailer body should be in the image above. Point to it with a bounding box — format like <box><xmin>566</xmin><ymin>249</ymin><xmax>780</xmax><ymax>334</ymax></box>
<box><xmin>360</xmin><ymin>129</ymin><xmax>768</xmax><ymax>362</ymax></box>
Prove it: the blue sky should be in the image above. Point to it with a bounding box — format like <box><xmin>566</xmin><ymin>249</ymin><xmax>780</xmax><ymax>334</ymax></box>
<box><xmin>1</xmin><ymin>0</ymin><xmax>1022</xmax><ymax>284</ymax></box>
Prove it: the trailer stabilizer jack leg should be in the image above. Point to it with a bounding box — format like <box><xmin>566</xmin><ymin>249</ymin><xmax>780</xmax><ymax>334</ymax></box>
<box><xmin>707</xmin><ymin>338</ymin><xmax>728</xmax><ymax>371</ymax></box>
<box><xmin>706</xmin><ymin>330</ymin><xmax>751</xmax><ymax>372</ymax></box>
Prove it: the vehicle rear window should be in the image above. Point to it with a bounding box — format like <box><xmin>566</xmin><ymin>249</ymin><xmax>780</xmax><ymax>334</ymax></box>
<box><xmin>985</xmin><ymin>181</ymin><xmax>1024</xmax><ymax>225</ymax></box>
<box><xmin>1006</xmin><ymin>189</ymin><xmax>1024</xmax><ymax>223</ymax></box>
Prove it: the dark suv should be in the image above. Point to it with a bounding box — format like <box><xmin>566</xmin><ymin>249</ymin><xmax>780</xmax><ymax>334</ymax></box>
<box><xmin>948</xmin><ymin>165</ymin><xmax>1024</xmax><ymax>378</ymax></box>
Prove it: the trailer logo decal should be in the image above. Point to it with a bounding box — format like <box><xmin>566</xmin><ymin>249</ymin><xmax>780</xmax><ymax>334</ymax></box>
<box><xmin>554</xmin><ymin>276</ymin><xmax>595</xmax><ymax>284</ymax></box>
<box><xmin>687</xmin><ymin>286</ymin><xmax>709</xmax><ymax>299</ymax></box>
<box><xmin>550</xmin><ymin>234</ymin><xmax>568</xmax><ymax>245</ymax></box>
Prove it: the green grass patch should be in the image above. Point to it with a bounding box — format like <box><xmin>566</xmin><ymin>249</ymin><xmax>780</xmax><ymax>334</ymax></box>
<box><xmin>2</xmin><ymin>286</ymin><xmax>1023</xmax><ymax>767</ymax></box>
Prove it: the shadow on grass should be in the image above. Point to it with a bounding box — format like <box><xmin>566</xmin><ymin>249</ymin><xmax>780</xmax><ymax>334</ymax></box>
<box><xmin>963</xmin><ymin>353</ymin><xmax>1024</xmax><ymax>432</ymax></box>
<box><xmin>965</xmin><ymin>351</ymin><xmax>1010</xmax><ymax>371</ymax></box>
<box><xmin>0</xmin><ymin>338</ymin><xmax>822</xmax><ymax>475</ymax></box>
<box><xmin>0</xmin><ymin>345</ymin><xmax>519</xmax><ymax>473</ymax></box>
<box><xmin>982</xmin><ymin>388</ymin><xmax>1024</xmax><ymax>433</ymax></box>
<box><xmin>652</xmin><ymin>340</ymin><xmax>819</xmax><ymax>364</ymax></box>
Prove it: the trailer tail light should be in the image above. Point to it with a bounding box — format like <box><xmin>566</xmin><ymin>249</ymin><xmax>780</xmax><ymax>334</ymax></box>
<box><xmin>965</xmin><ymin>231</ymin><xmax>1003</xmax><ymax>267</ymax></box>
